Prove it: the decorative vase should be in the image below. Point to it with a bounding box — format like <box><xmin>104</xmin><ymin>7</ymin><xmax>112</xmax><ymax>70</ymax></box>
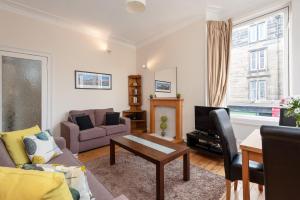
<box><xmin>161</xmin><ymin>131</ymin><xmax>166</xmax><ymax>137</ymax></box>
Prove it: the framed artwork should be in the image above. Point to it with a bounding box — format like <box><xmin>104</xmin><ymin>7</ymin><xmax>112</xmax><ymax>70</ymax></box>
<box><xmin>75</xmin><ymin>70</ymin><xmax>112</xmax><ymax>90</ymax></box>
<box><xmin>155</xmin><ymin>80</ymin><xmax>171</xmax><ymax>93</ymax></box>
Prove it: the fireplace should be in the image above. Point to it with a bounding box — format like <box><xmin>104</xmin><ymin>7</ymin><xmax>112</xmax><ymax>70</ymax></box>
<box><xmin>150</xmin><ymin>98</ymin><xmax>183</xmax><ymax>143</ymax></box>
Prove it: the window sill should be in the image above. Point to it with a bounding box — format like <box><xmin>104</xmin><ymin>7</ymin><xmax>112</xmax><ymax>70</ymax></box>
<box><xmin>231</xmin><ymin>114</ymin><xmax>279</xmax><ymax>126</ymax></box>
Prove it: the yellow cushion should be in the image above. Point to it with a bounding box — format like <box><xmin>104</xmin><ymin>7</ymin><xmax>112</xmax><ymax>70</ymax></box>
<box><xmin>1</xmin><ymin>125</ymin><xmax>41</xmax><ymax>166</ymax></box>
<box><xmin>0</xmin><ymin>167</ymin><xmax>72</xmax><ymax>200</ymax></box>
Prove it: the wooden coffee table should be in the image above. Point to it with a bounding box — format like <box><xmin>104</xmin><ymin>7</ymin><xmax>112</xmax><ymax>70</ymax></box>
<box><xmin>110</xmin><ymin>133</ymin><xmax>190</xmax><ymax>200</ymax></box>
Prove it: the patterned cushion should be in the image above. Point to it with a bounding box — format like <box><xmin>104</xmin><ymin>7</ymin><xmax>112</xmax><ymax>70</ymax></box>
<box><xmin>23</xmin><ymin>131</ymin><xmax>62</xmax><ymax>164</ymax></box>
<box><xmin>22</xmin><ymin>164</ymin><xmax>94</xmax><ymax>200</ymax></box>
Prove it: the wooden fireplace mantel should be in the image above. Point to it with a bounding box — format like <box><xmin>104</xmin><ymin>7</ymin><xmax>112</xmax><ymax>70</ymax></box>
<box><xmin>150</xmin><ymin>98</ymin><xmax>184</xmax><ymax>143</ymax></box>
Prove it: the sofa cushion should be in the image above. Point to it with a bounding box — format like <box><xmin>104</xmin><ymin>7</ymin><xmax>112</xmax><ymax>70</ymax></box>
<box><xmin>95</xmin><ymin>108</ymin><xmax>114</xmax><ymax>126</ymax></box>
<box><xmin>0</xmin><ymin>139</ymin><xmax>15</xmax><ymax>167</ymax></box>
<box><xmin>75</xmin><ymin>115</ymin><xmax>94</xmax><ymax>131</ymax></box>
<box><xmin>1</xmin><ymin>125</ymin><xmax>41</xmax><ymax>166</ymax></box>
<box><xmin>23</xmin><ymin>131</ymin><xmax>63</xmax><ymax>164</ymax></box>
<box><xmin>0</xmin><ymin>166</ymin><xmax>72</xmax><ymax>200</ymax></box>
<box><xmin>105</xmin><ymin>112</ymin><xmax>120</xmax><ymax>125</ymax></box>
<box><xmin>69</xmin><ymin>110</ymin><xmax>96</xmax><ymax>126</ymax></box>
<box><xmin>102</xmin><ymin>125</ymin><xmax>127</xmax><ymax>136</ymax></box>
<box><xmin>79</xmin><ymin>127</ymin><xmax>106</xmax><ymax>141</ymax></box>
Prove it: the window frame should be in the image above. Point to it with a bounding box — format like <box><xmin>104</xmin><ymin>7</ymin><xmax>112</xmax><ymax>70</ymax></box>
<box><xmin>249</xmin><ymin>80</ymin><xmax>258</xmax><ymax>101</ymax></box>
<box><xmin>226</xmin><ymin>6</ymin><xmax>290</xmax><ymax>121</ymax></box>
<box><xmin>257</xmin><ymin>22</ymin><xmax>267</xmax><ymax>41</ymax></box>
<box><xmin>249</xmin><ymin>51</ymin><xmax>258</xmax><ymax>71</ymax></box>
<box><xmin>258</xmin><ymin>49</ymin><xmax>267</xmax><ymax>70</ymax></box>
<box><xmin>248</xmin><ymin>21</ymin><xmax>267</xmax><ymax>43</ymax></box>
<box><xmin>249</xmin><ymin>25</ymin><xmax>258</xmax><ymax>43</ymax></box>
<box><xmin>249</xmin><ymin>49</ymin><xmax>267</xmax><ymax>72</ymax></box>
<box><xmin>258</xmin><ymin>80</ymin><xmax>267</xmax><ymax>100</ymax></box>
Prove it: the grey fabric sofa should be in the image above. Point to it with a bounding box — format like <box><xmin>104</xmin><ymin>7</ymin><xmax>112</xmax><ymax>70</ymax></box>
<box><xmin>0</xmin><ymin>137</ymin><xmax>115</xmax><ymax>200</ymax></box>
<box><xmin>61</xmin><ymin>108</ymin><xmax>130</xmax><ymax>154</ymax></box>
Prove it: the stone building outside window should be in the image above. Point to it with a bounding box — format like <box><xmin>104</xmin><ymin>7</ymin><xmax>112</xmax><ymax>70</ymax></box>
<box><xmin>228</xmin><ymin>8</ymin><xmax>289</xmax><ymax>117</ymax></box>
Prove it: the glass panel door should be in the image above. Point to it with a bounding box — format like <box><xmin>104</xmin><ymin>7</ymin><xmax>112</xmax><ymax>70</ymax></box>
<box><xmin>0</xmin><ymin>51</ymin><xmax>48</xmax><ymax>131</ymax></box>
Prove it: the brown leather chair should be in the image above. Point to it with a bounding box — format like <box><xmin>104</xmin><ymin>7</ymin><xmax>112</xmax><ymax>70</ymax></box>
<box><xmin>210</xmin><ymin>109</ymin><xmax>264</xmax><ymax>200</ymax></box>
<box><xmin>261</xmin><ymin>125</ymin><xmax>300</xmax><ymax>200</ymax></box>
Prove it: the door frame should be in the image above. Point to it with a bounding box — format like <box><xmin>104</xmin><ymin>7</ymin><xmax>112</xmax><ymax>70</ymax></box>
<box><xmin>0</xmin><ymin>46</ymin><xmax>52</xmax><ymax>131</ymax></box>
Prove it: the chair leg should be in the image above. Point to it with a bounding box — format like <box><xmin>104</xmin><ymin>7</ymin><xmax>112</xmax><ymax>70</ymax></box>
<box><xmin>226</xmin><ymin>179</ymin><xmax>231</xmax><ymax>200</ymax></box>
<box><xmin>234</xmin><ymin>180</ymin><xmax>238</xmax><ymax>191</ymax></box>
<box><xmin>258</xmin><ymin>184</ymin><xmax>263</xmax><ymax>192</ymax></box>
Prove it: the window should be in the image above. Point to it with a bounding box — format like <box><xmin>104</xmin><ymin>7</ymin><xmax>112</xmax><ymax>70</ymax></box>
<box><xmin>249</xmin><ymin>49</ymin><xmax>267</xmax><ymax>71</ymax></box>
<box><xmin>249</xmin><ymin>22</ymin><xmax>267</xmax><ymax>43</ymax></box>
<box><xmin>248</xmin><ymin>80</ymin><xmax>266</xmax><ymax>102</ymax></box>
<box><xmin>258</xmin><ymin>80</ymin><xmax>267</xmax><ymax>100</ymax></box>
<box><xmin>258</xmin><ymin>22</ymin><xmax>267</xmax><ymax>41</ymax></box>
<box><xmin>249</xmin><ymin>25</ymin><xmax>258</xmax><ymax>43</ymax></box>
<box><xmin>249</xmin><ymin>81</ymin><xmax>257</xmax><ymax>101</ymax></box>
<box><xmin>228</xmin><ymin>7</ymin><xmax>289</xmax><ymax>117</ymax></box>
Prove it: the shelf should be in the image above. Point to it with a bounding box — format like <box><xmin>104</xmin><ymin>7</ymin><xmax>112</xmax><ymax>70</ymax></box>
<box><xmin>132</xmin><ymin>128</ymin><xmax>147</xmax><ymax>134</ymax></box>
<box><xmin>123</xmin><ymin>110</ymin><xmax>144</xmax><ymax>113</ymax></box>
<box><xmin>131</xmin><ymin>120</ymin><xmax>146</xmax><ymax>122</ymax></box>
<box><xmin>126</xmin><ymin>75</ymin><xmax>146</xmax><ymax>133</ymax></box>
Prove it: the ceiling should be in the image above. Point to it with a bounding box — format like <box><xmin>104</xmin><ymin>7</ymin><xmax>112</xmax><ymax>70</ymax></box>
<box><xmin>1</xmin><ymin>0</ymin><xmax>281</xmax><ymax>46</ymax></box>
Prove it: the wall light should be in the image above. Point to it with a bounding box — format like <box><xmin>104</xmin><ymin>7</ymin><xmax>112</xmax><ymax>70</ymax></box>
<box><xmin>142</xmin><ymin>64</ymin><xmax>147</xmax><ymax>69</ymax></box>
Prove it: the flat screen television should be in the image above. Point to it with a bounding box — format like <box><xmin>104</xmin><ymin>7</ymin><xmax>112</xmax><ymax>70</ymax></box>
<box><xmin>195</xmin><ymin>106</ymin><xmax>230</xmax><ymax>132</ymax></box>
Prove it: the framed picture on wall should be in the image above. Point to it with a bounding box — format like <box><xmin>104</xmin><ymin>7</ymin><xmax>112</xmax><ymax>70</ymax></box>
<box><xmin>155</xmin><ymin>80</ymin><xmax>171</xmax><ymax>93</ymax></box>
<box><xmin>75</xmin><ymin>70</ymin><xmax>112</xmax><ymax>90</ymax></box>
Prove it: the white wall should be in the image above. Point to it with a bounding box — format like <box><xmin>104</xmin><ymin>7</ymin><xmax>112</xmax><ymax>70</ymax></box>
<box><xmin>136</xmin><ymin>20</ymin><xmax>206</xmax><ymax>139</ymax></box>
<box><xmin>0</xmin><ymin>10</ymin><xmax>136</xmax><ymax>135</ymax></box>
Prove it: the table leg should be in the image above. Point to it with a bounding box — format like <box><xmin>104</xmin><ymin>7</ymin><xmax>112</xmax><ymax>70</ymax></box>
<box><xmin>183</xmin><ymin>152</ymin><xmax>190</xmax><ymax>181</ymax></box>
<box><xmin>242</xmin><ymin>150</ymin><xmax>250</xmax><ymax>200</ymax></box>
<box><xmin>156</xmin><ymin>163</ymin><xmax>164</xmax><ymax>200</ymax></box>
<box><xmin>110</xmin><ymin>140</ymin><xmax>115</xmax><ymax>165</ymax></box>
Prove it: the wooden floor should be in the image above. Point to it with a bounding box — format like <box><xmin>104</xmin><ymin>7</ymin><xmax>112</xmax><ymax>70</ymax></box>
<box><xmin>78</xmin><ymin>145</ymin><xmax>265</xmax><ymax>200</ymax></box>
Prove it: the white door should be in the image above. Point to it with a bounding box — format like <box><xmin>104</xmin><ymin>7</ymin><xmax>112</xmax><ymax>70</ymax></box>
<box><xmin>0</xmin><ymin>50</ymin><xmax>49</xmax><ymax>131</ymax></box>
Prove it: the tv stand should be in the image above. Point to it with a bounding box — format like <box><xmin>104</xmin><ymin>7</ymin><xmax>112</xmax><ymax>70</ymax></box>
<box><xmin>187</xmin><ymin>130</ymin><xmax>223</xmax><ymax>156</ymax></box>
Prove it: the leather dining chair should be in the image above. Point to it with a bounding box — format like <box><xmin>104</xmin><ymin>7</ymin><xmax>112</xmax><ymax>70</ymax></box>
<box><xmin>210</xmin><ymin>109</ymin><xmax>264</xmax><ymax>200</ymax></box>
<box><xmin>261</xmin><ymin>125</ymin><xmax>300</xmax><ymax>200</ymax></box>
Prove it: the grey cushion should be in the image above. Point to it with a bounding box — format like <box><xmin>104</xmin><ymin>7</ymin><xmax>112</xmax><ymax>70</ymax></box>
<box><xmin>79</xmin><ymin>127</ymin><xmax>106</xmax><ymax>141</ymax></box>
<box><xmin>0</xmin><ymin>139</ymin><xmax>15</xmax><ymax>167</ymax></box>
<box><xmin>95</xmin><ymin>108</ymin><xmax>113</xmax><ymax>126</ymax></box>
<box><xmin>102</xmin><ymin>124</ymin><xmax>127</xmax><ymax>136</ymax></box>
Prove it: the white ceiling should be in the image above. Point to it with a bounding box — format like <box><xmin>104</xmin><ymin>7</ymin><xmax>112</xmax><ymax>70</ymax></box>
<box><xmin>1</xmin><ymin>0</ymin><xmax>281</xmax><ymax>46</ymax></box>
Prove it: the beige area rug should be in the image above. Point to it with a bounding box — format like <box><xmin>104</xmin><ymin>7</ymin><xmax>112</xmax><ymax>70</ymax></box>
<box><xmin>85</xmin><ymin>151</ymin><xmax>225</xmax><ymax>200</ymax></box>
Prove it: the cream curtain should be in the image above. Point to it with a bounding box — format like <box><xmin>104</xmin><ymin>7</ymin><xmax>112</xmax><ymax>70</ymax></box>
<box><xmin>207</xmin><ymin>19</ymin><xmax>232</xmax><ymax>107</ymax></box>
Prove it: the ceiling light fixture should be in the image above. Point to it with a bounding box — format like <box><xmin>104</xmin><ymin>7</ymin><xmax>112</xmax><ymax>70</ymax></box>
<box><xmin>126</xmin><ymin>0</ymin><xmax>146</xmax><ymax>13</ymax></box>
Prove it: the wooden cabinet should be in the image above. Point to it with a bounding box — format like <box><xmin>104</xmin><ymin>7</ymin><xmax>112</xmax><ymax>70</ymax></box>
<box><xmin>124</xmin><ymin>75</ymin><xmax>147</xmax><ymax>133</ymax></box>
<box><xmin>123</xmin><ymin>110</ymin><xmax>147</xmax><ymax>133</ymax></box>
